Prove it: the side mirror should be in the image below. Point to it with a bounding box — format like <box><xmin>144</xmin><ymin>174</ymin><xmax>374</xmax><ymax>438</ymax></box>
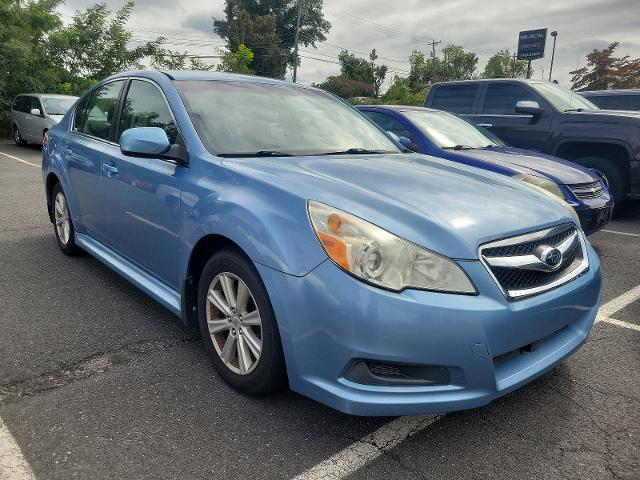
<box><xmin>120</xmin><ymin>127</ymin><xmax>171</xmax><ymax>157</ymax></box>
<box><xmin>398</xmin><ymin>136</ymin><xmax>419</xmax><ymax>152</ymax></box>
<box><xmin>515</xmin><ymin>100</ymin><xmax>544</xmax><ymax>117</ymax></box>
<box><xmin>30</xmin><ymin>108</ymin><xmax>42</xmax><ymax>117</ymax></box>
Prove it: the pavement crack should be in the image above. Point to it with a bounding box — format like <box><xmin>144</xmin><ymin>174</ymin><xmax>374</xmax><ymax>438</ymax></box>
<box><xmin>0</xmin><ymin>335</ymin><xmax>200</xmax><ymax>405</ymax></box>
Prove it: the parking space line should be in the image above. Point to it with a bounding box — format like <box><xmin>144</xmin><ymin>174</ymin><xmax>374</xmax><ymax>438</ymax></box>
<box><xmin>0</xmin><ymin>152</ymin><xmax>40</xmax><ymax>168</ymax></box>
<box><xmin>600</xmin><ymin>317</ymin><xmax>640</xmax><ymax>332</ymax></box>
<box><xmin>596</xmin><ymin>284</ymin><xmax>640</xmax><ymax>322</ymax></box>
<box><xmin>0</xmin><ymin>418</ymin><xmax>36</xmax><ymax>480</ymax></box>
<box><xmin>601</xmin><ymin>229</ymin><xmax>640</xmax><ymax>238</ymax></box>
<box><xmin>292</xmin><ymin>415</ymin><xmax>442</xmax><ymax>480</ymax></box>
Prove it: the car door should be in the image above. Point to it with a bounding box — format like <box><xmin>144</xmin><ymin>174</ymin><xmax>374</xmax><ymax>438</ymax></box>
<box><xmin>29</xmin><ymin>97</ymin><xmax>46</xmax><ymax>142</ymax></box>
<box><xmin>474</xmin><ymin>82</ymin><xmax>553</xmax><ymax>151</ymax></box>
<box><xmin>64</xmin><ymin>80</ymin><xmax>125</xmax><ymax>239</ymax></box>
<box><xmin>98</xmin><ymin>78</ymin><xmax>185</xmax><ymax>289</ymax></box>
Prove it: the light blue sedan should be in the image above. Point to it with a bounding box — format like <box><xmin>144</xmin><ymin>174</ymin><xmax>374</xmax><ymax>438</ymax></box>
<box><xmin>42</xmin><ymin>70</ymin><xmax>601</xmax><ymax>416</ymax></box>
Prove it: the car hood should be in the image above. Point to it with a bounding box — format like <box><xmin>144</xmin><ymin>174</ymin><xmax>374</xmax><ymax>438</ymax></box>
<box><xmin>48</xmin><ymin>115</ymin><xmax>65</xmax><ymax>123</ymax></box>
<box><xmin>453</xmin><ymin>147</ymin><xmax>598</xmax><ymax>185</ymax></box>
<box><xmin>223</xmin><ymin>153</ymin><xmax>575</xmax><ymax>260</ymax></box>
<box><xmin>565</xmin><ymin>109</ymin><xmax>640</xmax><ymax>121</ymax></box>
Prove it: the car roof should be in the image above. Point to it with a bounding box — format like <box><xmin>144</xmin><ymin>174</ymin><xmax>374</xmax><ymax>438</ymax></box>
<box><xmin>430</xmin><ymin>78</ymin><xmax>546</xmax><ymax>87</ymax></box>
<box><xmin>109</xmin><ymin>69</ymin><xmax>303</xmax><ymax>89</ymax></box>
<box><xmin>356</xmin><ymin>104</ymin><xmax>443</xmax><ymax>114</ymax></box>
<box><xmin>580</xmin><ymin>89</ymin><xmax>640</xmax><ymax>96</ymax></box>
<box><xmin>16</xmin><ymin>93</ymin><xmax>78</xmax><ymax>98</ymax></box>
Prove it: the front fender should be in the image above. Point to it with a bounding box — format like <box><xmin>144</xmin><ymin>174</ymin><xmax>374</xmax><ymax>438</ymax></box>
<box><xmin>181</xmin><ymin>162</ymin><xmax>327</xmax><ymax>278</ymax></box>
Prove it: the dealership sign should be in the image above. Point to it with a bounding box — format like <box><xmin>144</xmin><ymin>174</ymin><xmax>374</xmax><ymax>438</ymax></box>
<box><xmin>517</xmin><ymin>29</ymin><xmax>548</xmax><ymax>60</ymax></box>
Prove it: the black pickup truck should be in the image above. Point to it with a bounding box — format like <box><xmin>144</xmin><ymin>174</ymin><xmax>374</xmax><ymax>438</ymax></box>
<box><xmin>424</xmin><ymin>79</ymin><xmax>640</xmax><ymax>209</ymax></box>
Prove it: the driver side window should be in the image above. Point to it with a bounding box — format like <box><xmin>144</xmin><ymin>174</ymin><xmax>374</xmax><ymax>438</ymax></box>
<box><xmin>483</xmin><ymin>84</ymin><xmax>536</xmax><ymax>115</ymax></box>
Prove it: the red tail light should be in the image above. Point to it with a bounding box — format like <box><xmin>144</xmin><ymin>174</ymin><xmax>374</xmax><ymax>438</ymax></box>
<box><xmin>43</xmin><ymin>130</ymin><xmax>49</xmax><ymax>148</ymax></box>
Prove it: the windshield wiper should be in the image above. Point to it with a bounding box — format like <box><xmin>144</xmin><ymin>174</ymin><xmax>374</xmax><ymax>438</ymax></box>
<box><xmin>442</xmin><ymin>145</ymin><xmax>474</xmax><ymax>150</ymax></box>
<box><xmin>317</xmin><ymin>148</ymin><xmax>390</xmax><ymax>156</ymax></box>
<box><xmin>219</xmin><ymin>150</ymin><xmax>294</xmax><ymax>158</ymax></box>
<box><xmin>563</xmin><ymin>108</ymin><xmax>585</xmax><ymax>112</ymax></box>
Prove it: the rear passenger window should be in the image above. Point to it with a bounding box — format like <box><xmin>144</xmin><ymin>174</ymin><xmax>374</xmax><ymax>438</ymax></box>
<box><xmin>592</xmin><ymin>95</ymin><xmax>640</xmax><ymax>111</ymax></box>
<box><xmin>483</xmin><ymin>84</ymin><xmax>536</xmax><ymax>115</ymax></box>
<box><xmin>12</xmin><ymin>97</ymin><xmax>22</xmax><ymax>111</ymax></box>
<box><xmin>81</xmin><ymin>81</ymin><xmax>124</xmax><ymax>140</ymax></box>
<box><xmin>362</xmin><ymin>111</ymin><xmax>416</xmax><ymax>142</ymax></box>
<box><xmin>431</xmin><ymin>85</ymin><xmax>478</xmax><ymax>114</ymax></box>
<box><xmin>118</xmin><ymin>80</ymin><xmax>178</xmax><ymax>144</ymax></box>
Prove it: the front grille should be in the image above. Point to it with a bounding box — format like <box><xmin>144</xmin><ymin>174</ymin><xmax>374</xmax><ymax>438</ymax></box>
<box><xmin>480</xmin><ymin>224</ymin><xmax>589</xmax><ymax>300</ymax></box>
<box><xmin>570</xmin><ymin>181</ymin><xmax>604</xmax><ymax>199</ymax></box>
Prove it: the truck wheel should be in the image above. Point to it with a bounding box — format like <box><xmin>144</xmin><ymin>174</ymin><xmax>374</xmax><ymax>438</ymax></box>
<box><xmin>576</xmin><ymin>156</ymin><xmax>626</xmax><ymax>212</ymax></box>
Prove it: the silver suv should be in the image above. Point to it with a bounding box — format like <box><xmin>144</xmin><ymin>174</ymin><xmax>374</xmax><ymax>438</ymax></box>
<box><xmin>11</xmin><ymin>94</ymin><xmax>78</xmax><ymax>146</ymax></box>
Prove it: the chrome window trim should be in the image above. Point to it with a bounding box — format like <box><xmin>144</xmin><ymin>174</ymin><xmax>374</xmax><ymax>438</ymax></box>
<box><xmin>478</xmin><ymin>223</ymin><xmax>589</xmax><ymax>301</ymax></box>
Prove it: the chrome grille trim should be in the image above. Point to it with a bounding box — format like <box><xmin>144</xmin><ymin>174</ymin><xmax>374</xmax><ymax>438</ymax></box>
<box><xmin>570</xmin><ymin>181</ymin><xmax>604</xmax><ymax>199</ymax></box>
<box><xmin>479</xmin><ymin>224</ymin><xmax>589</xmax><ymax>300</ymax></box>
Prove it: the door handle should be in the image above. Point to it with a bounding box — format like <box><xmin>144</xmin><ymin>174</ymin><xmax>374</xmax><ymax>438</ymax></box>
<box><xmin>103</xmin><ymin>163</ymin><xmax>119</xmax><ymax>177</ymax></box>
<box><xmin>477</xmin><ymin>123</ymin><xmax>493</xmax><ymax>128</ymax></box>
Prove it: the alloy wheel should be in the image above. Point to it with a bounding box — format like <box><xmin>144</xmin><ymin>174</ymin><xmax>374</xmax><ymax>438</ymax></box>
<box><xmin>206</xmin><ymin>272</ymin><xmax>263</xmax><ymax>375</ymax></box>
<box><xmin>54</xmin><ymin>192</ymin><xmax>71</xmax><ymax>245</ymax></box>
<box><xmin>14</xmin><ymin>128</ymin><xmax>21</xmax><ymax>144</ymax></box>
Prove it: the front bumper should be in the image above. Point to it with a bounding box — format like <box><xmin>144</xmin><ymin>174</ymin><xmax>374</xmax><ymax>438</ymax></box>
<box><xmin>576</xmin><ymin>204</ymin><xmax>613</xmax><ymax>235</ymax></box>
<box><xmin>256</xmin><ymin>242</ymin><xmax>601</xmax><ymax>416</ymax></box>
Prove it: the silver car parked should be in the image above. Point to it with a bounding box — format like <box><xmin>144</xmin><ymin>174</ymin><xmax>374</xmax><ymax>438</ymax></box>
<box><xmin>11</xmin><ymin>94</ymin><xmax>78</xmax><ymax>146</ymax></box>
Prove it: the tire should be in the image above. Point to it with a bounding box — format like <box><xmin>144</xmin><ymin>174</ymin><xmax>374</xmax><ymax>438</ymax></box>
<box><xmin>13</xmin><ymin>125</ymin><xmax>26</xmax><ymax>146</ymax></box>
<box><xmin>575</xmin><ymin>156</ymin><xmax>627</xmax><ymax>212</ymax></box>
<box><xmin>197</xmin><ymin>248</ymin><xmax>287</xmax><ymax>395</ymax></box>
<box><xmin>51</xmin><ymin>183</ymin><xmax>80</xmax><ymax>256</ymax></box>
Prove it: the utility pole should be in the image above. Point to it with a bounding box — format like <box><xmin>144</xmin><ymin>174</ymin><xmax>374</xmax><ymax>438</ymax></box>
<box><xmin>292</xmin><ymin>0</ymin><xmax>303</xmax><ymax>83</ymax></box>
<box><xmin>548</xmin><ymin>31</ymin><xmax>558</xmax><ymax>82</ymax></box>
<box><xmin>428</xmin><ymin>39</ymin><xmax>441</xmax><ymax>59</ymax></box>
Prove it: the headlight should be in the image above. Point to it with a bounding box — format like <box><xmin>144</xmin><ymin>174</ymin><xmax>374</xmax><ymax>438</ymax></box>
<box><xmin>514</xmin><ymin>174</ymin><xmax>564</xmax><ymax>199</ymax></box>
<box><xmin>514</xmin><ymin>174</ymin><xmax>581</xmax><ymax>225</ymax></box>
<box><xmin>307</xmin><ymin>201</ymin><xmax>476</xmax><ymax>294</ymax></box>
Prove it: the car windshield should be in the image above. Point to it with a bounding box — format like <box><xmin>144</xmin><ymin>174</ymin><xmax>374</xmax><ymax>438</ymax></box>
<box><xmin>404</xmin><ymin>110</ymin><xmax>506</xmax><ymax>149</ymax></box>
<box><xmin>529</xmin><ymin>82</ymin><xmax>599</xmax><ymax>112</ymax></box>
<box><xmin>41</xmin><ymin>97</ymin><xmax>77</xmax><ymax>115</ymax></box>
<box><xmin>175</xmin><ymin>80</ymin><xmax>400</xmax><ymax>156</ymax></box>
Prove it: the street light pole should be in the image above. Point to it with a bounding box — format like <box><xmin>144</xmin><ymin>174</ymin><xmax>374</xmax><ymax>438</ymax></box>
<box><xmin>548</xmin><ymin>31</ymin><xmax>558</xmax><ymax>82</ymax></box>
<box><xmin>292</xmin><ymin>0</ymin><xmax>303</xmax><ymax>83</ymax></box>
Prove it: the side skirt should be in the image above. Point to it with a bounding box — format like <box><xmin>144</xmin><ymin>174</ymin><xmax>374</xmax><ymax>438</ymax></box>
<box><xmin>75</xmin><ymin>233</ymin><xmax>183</xmax><ymax>319</ymax></box>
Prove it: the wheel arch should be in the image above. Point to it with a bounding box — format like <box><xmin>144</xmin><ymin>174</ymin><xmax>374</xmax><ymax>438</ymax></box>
<box><xmin>554</xmin><ymin>139</ymin><xmax>631</xmax><ymax>192</ymax></box>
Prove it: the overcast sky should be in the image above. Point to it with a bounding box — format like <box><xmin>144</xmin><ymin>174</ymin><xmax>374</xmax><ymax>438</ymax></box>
<box><xmin>59</xmin><ymin>0</ymin><xmax>640</xmax><ymax>89</ymax></box>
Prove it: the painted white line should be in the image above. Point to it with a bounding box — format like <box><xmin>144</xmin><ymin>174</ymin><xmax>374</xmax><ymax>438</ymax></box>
<box><xmin>596</xmin><ymin>284</ymin><xmax>640</xmax><ymax>322</ymax></box>
<box><xmin>292</xmin><ymin>414</ymin><xmax>441</xmax><ymax>480</ymax></box>
<box><xmin>601</xmin><ymin>229</ymin><xmax>640</xmax><ymax>238</ymax></box>
<box><xmin>0</xmin><ymin>418</ymin><xmax>36</xmax><ymax>480</ymax></box>
<box><xmin>600</xmin><ymin>317</ymin><xmax>640</xmax><ymax>332</ymax></box>
<box><xmin>0</xmin><ymin>152</ymin><xmax>40</xmax><ymax>168</ymax></box>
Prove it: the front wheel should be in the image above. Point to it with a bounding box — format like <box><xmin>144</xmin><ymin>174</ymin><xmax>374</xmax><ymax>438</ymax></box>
<box><xmin>197</xmin><ymin>249</ymin><xmax>287</xmax><ymax>395</ymax></box>
<box><xmin>576</xmin><ymin>156</ymin><xmax>627</xmax><ymax>213</ymax></box>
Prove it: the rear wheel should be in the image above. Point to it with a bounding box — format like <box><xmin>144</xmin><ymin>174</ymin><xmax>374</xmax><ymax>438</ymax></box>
<box><xmin>197</xmin><ymin>249</ymin><xmax>287</xmax><ymax>395</ymax></box>
<box><xmin>576</xmin><ymin>156</ymin><xmax>627</xmax><ymax>212</ymax></box>
<box><xmin>52</xmin><ymin>183</ymin><xmax>80</xmax><ymax>256</ymax></box>
<box><xmin>13</xmin><ymin>125</ymin><xmax>26</xmax><ymax>146</ymax></box>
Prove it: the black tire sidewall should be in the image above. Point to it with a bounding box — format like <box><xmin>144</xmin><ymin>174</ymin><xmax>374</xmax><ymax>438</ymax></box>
<box><xmin>576</xmin><ymin>156</ymin><xmax>627</xmax><ymax>210</ymax></box>
<box><xmin>197</xmin><ymin>249</ymin><xmax>287</xmax><ymax>395</ymax></box>
<box><xmin>52</xmin><ymin>183</ymin><xmax>79</xmax><ymax>255</ymax></box>
<box><xmin>13</xmin><ymin>126</ymin><xmax>26</xmax><ymax>146</ymax></box>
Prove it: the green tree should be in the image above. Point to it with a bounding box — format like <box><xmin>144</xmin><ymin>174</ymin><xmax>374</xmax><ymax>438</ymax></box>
<box><xmin>214</xmin><ymin>0</ymin><xmax>330</xmax><ymax>79</ymax></box>
<box><xmin>217</xmin><ymin>44</ymin><xmax>255</xmax><ymax>74</ymax></box>
<box><xmin>314</xmin><ymin>75</ymin><xmax>374</xmax><ymax>98</ymax></box>
<box><xmin>338</xmin><ymin>50</ymin><xmax>372</xmax><ymax>83</ymax></box>
<box><xmin>482</xmin><ymin>50</ymin><xmax>528</xmax><ymax>78</ymax></box>
<box><xmin>47</xmin><ymin>1</ymin><xmax>164</xmax><ymax>90</ymax></box>
<box><xmin>152</xmin><ymin>50</ymin><xmax>214</xmax><ymax>71</ymax></box>
<box><xmin>369</xmin><ymin>49</ymin><xmax>388</xmax><ymax>98</ymax></box>
<box><xmin>382</xmin><ymin>76</ymin><xmax>427</xmax><ymax>106</ymax></box>
<box><xmin>0</xmin><ymin>0</ymin><xmax>64</xmax><ymax>129</ymax></box>
<box><xmin>408</xmin><ymin>45</ymin><xmax>478</xmax><ymax>90</ymax></box>
<box><xmin>570</xmin><ymin>42</ymin><xmax>640</xmax><ymax>90</ymax></box>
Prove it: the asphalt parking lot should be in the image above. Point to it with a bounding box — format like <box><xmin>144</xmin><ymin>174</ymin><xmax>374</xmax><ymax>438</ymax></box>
<box><xmin>0</xmin><ymin>141</ymin><xmax>638</xmax><ymax>480</ymax></box>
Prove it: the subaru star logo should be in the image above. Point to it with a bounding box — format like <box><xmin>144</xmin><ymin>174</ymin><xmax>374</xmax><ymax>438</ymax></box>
<box><xmin>537</xmin><ymin>246</ymin><xmax>563</xmax><ymax>270</ymax></box>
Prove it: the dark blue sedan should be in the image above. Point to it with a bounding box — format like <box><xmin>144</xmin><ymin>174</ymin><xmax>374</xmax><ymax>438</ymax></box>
<box><xmin>357</xmin><ymin>105</ymin><xmax>613</xmax><ymax>235</ymax></box>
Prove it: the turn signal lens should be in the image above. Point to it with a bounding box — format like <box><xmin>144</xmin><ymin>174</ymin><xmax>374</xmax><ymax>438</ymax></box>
<box><xmin>308</xmin><ymin>201</ymin><xmax>477</xmax><ymax>294</ymax></box>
